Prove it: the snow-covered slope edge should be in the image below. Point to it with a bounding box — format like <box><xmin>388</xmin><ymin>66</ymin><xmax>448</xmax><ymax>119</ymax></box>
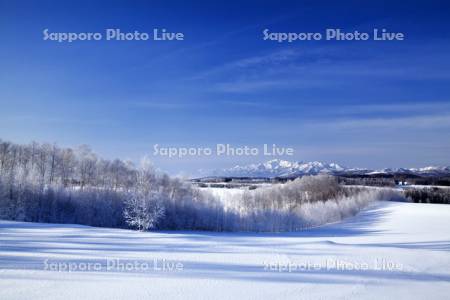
<box><xmin>0</xmin><ymin>201</ymin><xmax>449</xmax><ymax>300</ymax></box>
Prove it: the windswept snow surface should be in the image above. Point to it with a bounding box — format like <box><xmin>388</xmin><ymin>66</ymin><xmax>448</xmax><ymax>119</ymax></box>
<box><xmin>1</xmin><ymin>201</ymin><xmax>449</xmax><ymax>300</ymax></box>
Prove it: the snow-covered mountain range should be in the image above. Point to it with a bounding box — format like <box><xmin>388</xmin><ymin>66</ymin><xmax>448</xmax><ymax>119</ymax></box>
<box><xmin>209</xmin><ymin>159</ymin><xmax>450</xmax><ymax>178</ymax></box>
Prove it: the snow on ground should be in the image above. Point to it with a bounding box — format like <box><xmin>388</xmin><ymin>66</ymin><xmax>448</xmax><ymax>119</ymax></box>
<box><xmin>206</xmin><ymin>187</ymin><xmax>247</xmax><ymax>210</ymax></box>
<box><xmin>0</xmin><ymin>201</ymin><xmax>449</xmax><ymax>300</ymax></box>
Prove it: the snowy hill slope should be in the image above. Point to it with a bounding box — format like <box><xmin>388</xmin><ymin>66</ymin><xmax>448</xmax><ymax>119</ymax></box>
<box><xmin>0</xmin><ymin>201</ymin><xmax>449</xmax><ymax>299</ymax></box>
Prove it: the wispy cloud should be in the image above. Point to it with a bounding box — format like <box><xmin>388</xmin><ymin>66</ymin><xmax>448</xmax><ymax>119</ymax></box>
<box><xmin>191</xmin><ymin>40</ymin><xmax>450</xmax><ymax>94</ymax></box>
<box><xmin>215</xmin><ymin>78</ymin><xmax>304</xmax><ymax>93</ymax></box>
<box><xmin>219</xmin><ymin>100</ymin><xmax>450</xmax><ymax>116</ymax></box>
<box><xmin>306</xmin><ymin>113</ymin><xmax>450</xmax><ymax>130</ymax></box>
<box><xmin>0</xmin><ymin>115</ymin><xmax>115</xmax><ymax>126</ymax></box>
<box><xmin>189</xmin><ymin>48</ymin><xmax>300</xmax><ymax>81</ymax></box>
<box><xmin>332</xmin><ymin>102</ymin><xmax>450</xmax><ymax>115</ymax></box>
<box><xmin>130</xmin><ymin>101</ymin><xmax>190</xmax><ymax>110</ymax></box>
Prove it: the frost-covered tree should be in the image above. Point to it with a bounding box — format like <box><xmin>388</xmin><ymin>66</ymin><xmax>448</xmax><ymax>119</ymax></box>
<box><xmin>123</xmin><ymin>192</ymin><xmax>164</xmax><ymax>231</ymax></box>
<box><xmin>123</xmin><ymin>159</ymin><xmax>164</xmax><ymax>231</ymax></box>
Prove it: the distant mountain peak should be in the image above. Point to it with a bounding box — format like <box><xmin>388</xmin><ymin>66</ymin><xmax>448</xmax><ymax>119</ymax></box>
<box><xmin>210</xmin><ymin>160</ymin><xmax>347</xmax><ymax>178</ymax></box>
<box><xmin>207</xmin><ymin>160</ymin><xmax>450</xmax><ymax>178</ymax></box>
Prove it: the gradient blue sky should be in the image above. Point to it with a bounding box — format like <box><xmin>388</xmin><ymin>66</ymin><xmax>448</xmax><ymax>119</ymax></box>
<box><xmin>1</xmin><ymin>0</ymin><xmax>450</xmax><ymax>175</ymax></box>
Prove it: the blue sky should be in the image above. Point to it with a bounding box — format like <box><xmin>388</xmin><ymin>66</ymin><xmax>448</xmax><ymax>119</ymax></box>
<box><xmin>1</xmin><ymin>0</ymin><xmax>450</xmax><ymax>175</ymax></box>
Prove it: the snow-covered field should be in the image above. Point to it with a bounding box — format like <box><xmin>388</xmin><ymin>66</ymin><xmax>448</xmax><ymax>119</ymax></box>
<box><xmin>1</xmin><ymin>201</ymin><xmax>449</xmax><ymax>300</ymax></box>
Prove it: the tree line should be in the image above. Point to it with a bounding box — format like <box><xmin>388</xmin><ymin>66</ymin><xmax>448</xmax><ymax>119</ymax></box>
<box><xmin>0</xmin><ymin>139</ymin><xmax>225</xmax><ymax>230</ymax></box>
<box><xmin>404</xmin><ymin>188</ymin><xmax>450</xmax><ymax>204</ymax></box>
<box><xmin>0</xmin><ymin>139</ymin><xmax>402</xmax><ymax>232</ymax></box>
